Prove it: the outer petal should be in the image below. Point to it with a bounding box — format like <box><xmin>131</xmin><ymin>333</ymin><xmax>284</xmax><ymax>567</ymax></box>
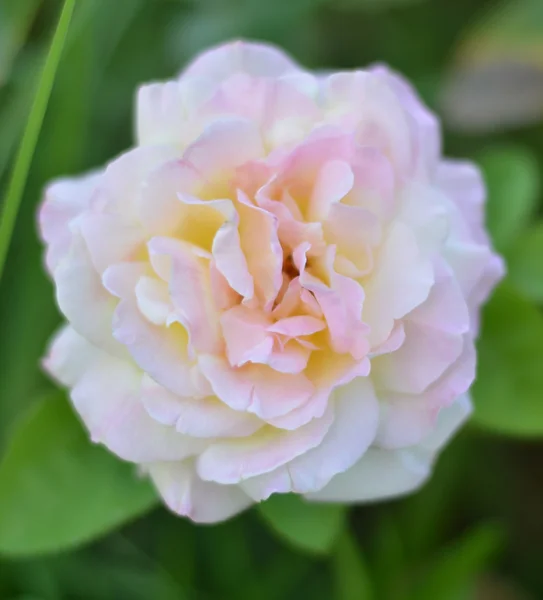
<box><xmin>305</xmin><ymin>394</ymin><xmax>471</xmax><ymax>503</ymax></box>
<box><xmin>43</xmin><ymin>325</ymin><xmax>103</xmax><ymax>387</ymax></box>
<box><xmin>54</xmin><ymin>234</ymin><xmax>124</xmax><ymax>358</ymax></box>
<box><xmin>182</xmin><ymin>40</ymin><xmax>302</xmax><ymax>83</ymax></box>
<box><xmin>241</xmin><ymin>376</ymin><xmax>379</xmax><ymax>500</ymax></box>
<box><xmin>141</xmin><ymin>375</ymin><xmax>262</xmax><ymax>438</ymax></box>
<box><xmin>363</xmin><ymin>221</ymin><xmax>434</xmax><ymax>348</ymax></box>
<box><xmin>39</xmin><ymin>172</ymin><xmax>101</xmax><ymax>272</ymax></box>
<box><xmin>183</xmin><ymin>118</ymin><xmax>264</xmax><ymax>179</ymax></box>
<box><xmin>148</xmin><ymin>460</ymin><xmax>253</xmax><ymax>523</ymax></box>
<box><xmin>196</xmin><ymin>406</ymin><xmax>334</xmax><ymax>484</ymax></box>
<box><xmin>51</xmin><ymin>331</ymin><xmax>206</xmax><ymax>463</ymax></box>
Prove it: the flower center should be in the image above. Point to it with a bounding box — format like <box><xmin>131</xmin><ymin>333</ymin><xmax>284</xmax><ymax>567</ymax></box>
<box><xmin>282</xmin><ymin>253</ymin><xmax>299</xmax><ymax>280</ymax></box>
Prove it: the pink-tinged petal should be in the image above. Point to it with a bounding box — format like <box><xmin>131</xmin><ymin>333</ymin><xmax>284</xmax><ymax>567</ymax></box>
<box><xmin>347</xmin><ymin>146</ymin><xmax>396</xmax><ymax>220</ymax></box>
<box><xmin>266</xmin><ymin>386</ymin><xmax>329</xmax><ymax>430</ymax></box>
<box><xmin>210</xmin><ymin>260</ymin><xmax>241</xmax><ymax>310</ymax></box>
<box><xmin>267</xmin><ymin>315</ymin><xmax>325</xmax><ymax>337</ymax></box>
<box><xmin>398</xmin><ymin>183</ymin><xmax>449</xmax><ymax>255</ymax></box>
<box><xmin>467</xmin><ymin>253</ymin><xmax>505</xmax><ymax>332</ymax></box>
<box><xmin>324</xmin><ymin>203</ymin><xmax>380</xmax><ymax>276</ymax></box>
<box><xmin>242</xmin><ymin>377</ymin><xmax>379</xmax><ymax>499</ymax></box>
<box><xmin>308</xmin><ymin>160</ymin><xmax>354</xmax><ymax>222</ymax></box>
<box><xmin>141</xmin><ymin>375</ymin><xmax>262</xmax><ymax>438</ymax></box>
<box><xmin>246</xmin><ymin>365</ymin><xmax>314</xmax><ymax>419</ymax></box>
<box><xmin>444</xmin><ymin>241</ymin><xmax>495</xmax><ymax>298</ymax></box>
<box><xmin>266</xmin><ymin>351</ymin><xmax>371</xmax><ymax>432</ymax></box>
<box><xmin>173</xmin><ymin>194</ymin><xmax>232</xmax><ymax>253</ymax></box>
<box><xmin>363</xmin><ymin>222</ymin><xmax>434</xmax><ymax>348</ymax></box>
<box><xmin>323</xmin><ymin>71</ymin><xmax>413</xmax><ymax>176</ymax></box>
<box><xmin>408</xmin><ymin>260</ymin><xmax>469</xmax><ymax>335</ymax></box>
<box><xmin>196</xmin><ymin>406</ymin><xmax>334</xmax><ymax>484</ymax></box>
<box><xmin>71</xmin><ymin>354</ymin><xmax>206</xmax><ymax>463</ymax></box>
<box><xmin>202</xmin><ymin>74</ymin><xmax>319</xmax><ymax>142</ymax></box>
<box><xmin>78</xmin><ymin>213</ymin><xmax>144</xmax><ymax>273</ymax></box>
<box><xmin>102</xmin><ymin>261</ymin><xmax>149</xmax><ymax>298</ymax></box>
<box><xmin>112</xmin><ymin>297</ymin><xmax>208</xmax><ymax>399</ymax></box>
<box><xmin>198</xmin><ymin>355</ymin><xmax>314</xmax><ymax>418</ymax></box>
<box><xmin>375</xmin><ymin>394</ymin><xmax>436</xmax><ymax>449</ymax></box>
<box><xmin>148</xmin><ymin>460</ymin><xmax>252</xmax><ymax>523</ymax></box>
<box><xmin>136</xmin><ymin>78</ymin><xmax>215</xmax><ymax>146</ymax></box>
<box><xmin>100</xmin><ymin>145</ymin><xmax>179</xmax><ymax>218</ymax></box>
<box><xmin>43</xmin><ymin>325</ymin><xmax>102</xmax><ymax>388</ymax></box>
<box><xmin>436</xmin><ymin>159</ymin><xmax>486</xmax><ymax>242</ymax></box>
<box><xmin>220</xmin><ymin>305</ymin><xmax>273</xmax><ymax>367</ymax></box>
<box><xmin>237</xmin><ymin>191</ymin><xmax>283</xmax><ymax>309</ymax></box>
<box><xmin>39</xmin><ymin>172</ymin><xmax>101</xmax><ymax>272</ymax></box>
<box><xmin>267</xmin><ymin>341</ymin><xmax>311</xmax><ymax>374</ymax></box>
<box><xmin>54</xmin><ymin>235</ymin><xmax>123</xmax><ymax>358</ymax></box>
<box><xmin>182</xmin><ymin>40</ymin><xmax>302</xmax><ymax>83</ymax></box>
<box><xmin>423</xmin><ymin>334</ymin><xmax>476</xmax><ymax>408</ymax></box>
<box><xmin>371</xmin><ymin>64</ymin><xmax>441</xmax><ymax>178</ymax></box>
<box><xmin>370</xmin><ymin>323</ymin><xmax>406</xmax><ymax>357</ymax></box>
<box><xmin>305</xmin><ymin>447</ymin><xmax>431</xmax><ymax>503</ymax></box>
<box><xmin>148</xmin><ymin>237</ymin><xmax>222</xmax><ymax>355</ymax></box>
<box><xmin>272</xmin><ymin>277</ymin><xmax>302</xmax><ymax>319</ymax></box>
<box><xmin>373</xmin><ymin>321</ymin><xmax>463</xmax><ymax>395</ymax></box>
<box><xmin>138</xmin><ymin>159</ymin><xmax>202</xmax><ymax>236</ymax></box>
<box><xmin>301</xmin><ymin>248</ymin><xmax>369</xmax><ymax>360</ymax></box>
<box><xmin>198</xmin><ymin>355</ymin><xmax>253</xmax><ymax>411</ymax></box>
<box><xmin>183</xmin><ymin>118</ymin><xmax>264</xmax><ymax>179</ymax></box>
<box><xmin>419</xmin><ymin>393</ymin><xmax>472</xmax><ymax>451</ymax></box>
<box><xmin>285</xmin><ymin>376</ymin><xmax>379</xmax><ymax>492</ymax></box>
<box><xmin>136</xmin><ymin>81</ymin><xmax>185</xmax><ymax>146</ymax></box>
<box><xmin>311</xmin><ymin>397</ymin><xmax>472</xmax><ymax>500</ymax></box>
<box><xmin>135</xmin><ymin>276</ymin><xmax>172</xmax><ymax>326</ymax></box>
<box><xmin>212</xmin><ymin>209</ymin><xmax>254</xmax><ymax>300</ymax></box>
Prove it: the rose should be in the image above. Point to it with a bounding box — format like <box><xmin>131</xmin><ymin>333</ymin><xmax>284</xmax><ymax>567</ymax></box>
<box><xmin>40</xmin><ymin>41</ymin><xmax>503</xmax><ymax>523</ymax></box>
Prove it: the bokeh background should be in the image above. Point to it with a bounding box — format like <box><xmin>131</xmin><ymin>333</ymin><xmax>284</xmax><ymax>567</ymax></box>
<box><xmin>1</xmin><ymin>0</ymin><xmax>543</xmax><ymax>598</ymax></box>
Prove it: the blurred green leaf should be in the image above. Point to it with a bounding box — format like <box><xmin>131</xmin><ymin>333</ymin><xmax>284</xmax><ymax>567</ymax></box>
<box><xmin>0</xmin><ymin>53</ymin><xmax>37</xmax><ymax>183</ymax></box>
<box><xmin>0</xmin><ymin>0</ymin><xmax>75</xmax><ymax>280</ymax></box>
<box><xmin>472</xmin><ymin>282</ymin><xmax>543</xmax><ymax>437</ymax></box>
<box><xmin>506</xmin><ymin>224</ymin><xmax>543</xmax><ymax>303</ymax></box>
<box><xmin>334</xmin><ymin>0</ymin><xmax>429</xmax><ymax>11</ymax></box>
<box><xmin>258</xmin><ymin>494</ymin><xmax>346</xmax><ymax>555</ymax></box>
<box><xmin>332</xmin><ymin>529</ymin><xmax>374</xmax><ymax>600</ymax></box>
<box><xmin>0</xmin><ymin>0</ymin><xmax>41</xmax><ymax>85</ymax></box>
<box><xmin>0</xmin><ymin>394</ymin><xmax>158</xmax><ymax>556</ymax></box>
<box><xmin>409</xmin><ymin>523</ymin><xmax>505</xmax><ymax>600</ymax></box>
<box><xmin>478</xmin><ymin>145</ymin><xmax>540</xmax><ymax>252</ymax></box>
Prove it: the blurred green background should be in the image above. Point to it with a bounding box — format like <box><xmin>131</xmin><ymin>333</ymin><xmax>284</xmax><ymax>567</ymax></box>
<box><xmin>1</xmin><ymin>0</ymin><xmax>543</xmax><ymax>598</ymax></box>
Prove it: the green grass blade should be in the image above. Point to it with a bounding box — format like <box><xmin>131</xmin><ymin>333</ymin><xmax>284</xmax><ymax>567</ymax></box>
<box><xmin>0</xmin><ymin>0</ymin><xmax>76</xmax><ymax>281</ymax></box>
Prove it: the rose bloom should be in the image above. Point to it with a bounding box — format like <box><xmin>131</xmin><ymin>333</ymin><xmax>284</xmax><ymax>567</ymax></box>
<box><xmin>40</xmin><ymin>41</ymin><xmax>503</xmax><ymax>522</ymax></box>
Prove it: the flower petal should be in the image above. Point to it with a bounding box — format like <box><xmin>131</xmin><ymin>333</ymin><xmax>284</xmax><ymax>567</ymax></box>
<box><xmin>140</xmin><ymin>375</ymin><xmax>262</xmax><ymax>438</ymax></box>
<box><xmin>196</xmin><ymin>406</ymin><xmax>334</xmax><ymax>484</ymax></box>
<box><xmin>148</xmin><ymin>459</ymin><xmax>252</xmax><ymax>523</ymax></box>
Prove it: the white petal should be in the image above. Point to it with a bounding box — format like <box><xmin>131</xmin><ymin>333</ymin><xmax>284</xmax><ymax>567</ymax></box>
<box><xmin>148</xmin><ymin>460</ymin><xmax>252</xmax><ymax>523</ymax></box>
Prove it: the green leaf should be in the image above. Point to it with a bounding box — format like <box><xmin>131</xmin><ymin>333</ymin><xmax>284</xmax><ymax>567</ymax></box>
<box><xmin>334</xmin><ymin>0</ymin><xmax>429</xmax><ymax>11</ymax></box>
<box><xmin>0</xmin><ymin>394</ymin><xmax>158</xmax><ymax>556</ymax></box>
<box><xmin>506</xmin><ymin>223</ymin><xmax>543</xmax><ymax>303</ymax></box>
<box><xmin>0</xmin><ymin>0</ymin><xmax>75</xmax><ymax>281</ymax></box>
<box><xmin>472</xmin><ymin>282</ymin><xmax>543</xmax><ymax>437</ymax></box>
<box><xmin>332</xmin><ymin>530</ymin><xmax>374</xmax><ymax>600</ymax></box>
<box><xmin>478</xmin><ymin>145</ymin><xmax>540</xmax><ymax>252</ymax></box>
<box><xmin>258</xmin><ymin>494</ymin><xmax>346</xmax><ymax>554</ymax></box>
<box><xmin>0</xmin><ymin>0</ymin><xmax>41</xmax><ymax>85</ymax></box>
<box><xmin>409</xmin><ymin>523</ymin><xmax>504</xmax><ymax>600</ymax></box>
